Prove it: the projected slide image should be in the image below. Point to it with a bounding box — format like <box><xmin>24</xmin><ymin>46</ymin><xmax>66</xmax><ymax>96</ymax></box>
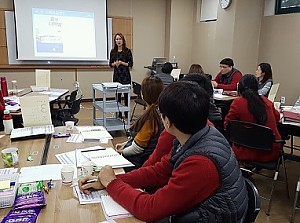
<box><xmin>34</xmin><ymin>16</ymin><xmax>63</xmax><ymax>54</ymax></box>
<box><xmin>32</xmin><ymin>8</ymin><xmax>96</xmax><ymax>58</ymax></box>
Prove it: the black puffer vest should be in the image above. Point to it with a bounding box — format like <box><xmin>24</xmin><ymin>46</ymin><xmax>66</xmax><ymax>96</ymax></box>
<box><xmin>168</xmin><ymin>125</ymin><xmax>248</xmax><ymax>223</ymax></box>
<box><xmin>219</xmin><ymin>68</ymin><xmax>239</xmax><ymax>85</ymax></box>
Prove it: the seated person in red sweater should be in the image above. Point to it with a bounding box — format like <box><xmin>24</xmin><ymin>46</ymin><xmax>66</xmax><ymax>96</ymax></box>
<box><xmin>211</xmin><ymin>57</ymin><xmax>242</xmax><ymax>90</ymax></box>
<box><xmin>79</xmin><ymin>81</ymin><xmax>248</xmax><ymax>223</ymax></box>
<box><xmin>224</xmin><ymin>74</ymin><xmax>282</xmax><ymax>162</ymax></box>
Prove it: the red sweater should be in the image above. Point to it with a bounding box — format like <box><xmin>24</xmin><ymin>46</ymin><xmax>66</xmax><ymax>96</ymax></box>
<box><xmin>143</xmin><ymin>120</ymin><xmax>215</xmax><ymax>167</ymax></box>
<box><xmin>107</xmin><ymin>152</ymin><xmax>219</xmax><ymax>222</ymax></box>
<box><xmin>214</xmin><ymin>70</ymin><xmax>242</xmax><ymax>90</ymax></box>
<box><xmin>224</xmin><ymin>96</ymin><xmax>281</xmax><ymax>162</ymax></box>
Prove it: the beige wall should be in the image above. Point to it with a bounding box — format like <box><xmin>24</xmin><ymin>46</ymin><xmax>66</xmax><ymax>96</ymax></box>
<box><xmin>259</xmin><ymin>13</ymin><xmax>300</xmax><ymax>104</ymax></box>
<box><xmin>1</xmin><ymin>0</ymin><xmax>300</xmax><ymax>104</ymax></box>
<box><xmin>194</xmin><ymin>1</ymin><xmax>262</xmax><ymax>77</ymax></box>
<box><xmin>232</xmin><ymin>0</ymin><xmax>263</xmax><ymax>74</ymax></box>
<box><xmin>168</xmin><ymin>0</ymin><xmax>194</xmax><ymax>72</ymax></box>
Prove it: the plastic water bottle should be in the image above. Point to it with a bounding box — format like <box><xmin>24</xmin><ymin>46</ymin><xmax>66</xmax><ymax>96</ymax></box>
<box><xmin>11</xmin><ymin>80</ymin><xmax>18</xmax><ymax>96</ymax></box>
<box><xmin>3</xmin><ymin>110</ymin><xmax>14</xmax><ymax>134</ymax></box>
<box><xmin>172</xmin><ymin>56</ymin><xmax>176</xmax><ymax>63</ymax></box>
<box><xmin>1</xmin><ymin>77</ymin><xmax>8</xmax><ymax>97</ymax></box>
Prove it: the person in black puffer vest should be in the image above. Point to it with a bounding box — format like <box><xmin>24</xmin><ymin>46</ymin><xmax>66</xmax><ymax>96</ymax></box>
<box><xmin>79</xmin><ymin>81</ymin><xmax>248</xmax><ymax>223</ymax></box>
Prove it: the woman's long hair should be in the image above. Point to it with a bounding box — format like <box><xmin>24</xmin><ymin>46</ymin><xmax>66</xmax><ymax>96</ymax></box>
<box><xmin>131</xmin><ymin>76</ymin><xmax>164</xmax><ymax>132</ymax></box>
<box><xmin>238</xmin><ymin>74</ymin><xmax>267</xmax><ymax>125</ymax></box>
<box><xmin>258</xmin><ymin>63</ymin><xmax>272</xmax><ymax>84</ymax></box>
<box><xmin>111</xmin><ymin>33</ymin><xmax>129</xmax><ymax>57</ymax></box>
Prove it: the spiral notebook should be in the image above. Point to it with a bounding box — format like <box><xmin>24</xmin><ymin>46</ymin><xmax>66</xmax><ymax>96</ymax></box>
<box><xmin>100</xmin><ymin>191</ymin><xmax>132</xmax><ymax>219</ymax></box>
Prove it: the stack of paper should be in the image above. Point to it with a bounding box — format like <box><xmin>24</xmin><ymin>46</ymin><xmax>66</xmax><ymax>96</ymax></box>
<box><xmin>10</xmin><ymin>125</ymin><xmax>54</xmax><ymax>140</ymax></box>
<box><xmin>81</xmin><ymin>147</ymin><xmax>134</xmax><ymax>169</ymax></box>
<box><xmin>76</xmin><ymin>126</ymin><xmax>113</xmax><ymax>142</ymax></box>
<box><xmin>101</xmin><ymin>191</ymin><xmax>132</xmax><ymax>219</ymax></box>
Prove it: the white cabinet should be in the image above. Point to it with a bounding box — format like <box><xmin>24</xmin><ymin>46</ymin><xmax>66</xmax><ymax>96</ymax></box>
<box><xmin>92</xmin><ymin>84</ymin><xmax>131</xmax><ymax>131</ymax></box>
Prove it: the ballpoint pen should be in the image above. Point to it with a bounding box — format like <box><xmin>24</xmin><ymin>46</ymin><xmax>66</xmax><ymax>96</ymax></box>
<box><xmin>71</xmin><ymin>178</ymin><xmax>98</xmax><ymax>187</ymax></box>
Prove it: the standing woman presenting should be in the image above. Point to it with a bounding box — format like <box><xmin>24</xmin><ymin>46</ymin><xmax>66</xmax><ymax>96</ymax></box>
<box><xmin>109</xmin><ymin>33</ymin><xmax>133</xmax><ymax>119</ymax></box>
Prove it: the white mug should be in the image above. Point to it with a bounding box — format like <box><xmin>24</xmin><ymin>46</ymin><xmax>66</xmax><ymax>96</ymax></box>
<box><xmin>61</xmin><ymin>166</ymin><xmax>75</xmax><ymax>184</ymax></box>
<box><xmin>65</xmin><ymin>121</ymin><xmax>75</xmax><ymax>131</ymax></box>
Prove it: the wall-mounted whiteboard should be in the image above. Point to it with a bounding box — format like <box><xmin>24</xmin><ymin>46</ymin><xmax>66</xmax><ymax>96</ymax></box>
<box><xmin>200</xmin><ymin>0</ymin><xmax>218</xmax><ymax>22</ymax></box>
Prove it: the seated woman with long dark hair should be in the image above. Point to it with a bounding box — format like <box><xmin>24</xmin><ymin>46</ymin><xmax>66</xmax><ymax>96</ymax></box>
<box><xmin>115</xmin><ymin>76</ymin><xmax>164</xmax><ymax>171</ymax></box>
<box><xmin>256</xmin><ymin>62</ymin><xmax>273</xmax><ymax>96</ymax></box>
<box><xmin>224</xmin><ymin>74</ymin><xmax>281</xmax><ymax>162</ymax></box>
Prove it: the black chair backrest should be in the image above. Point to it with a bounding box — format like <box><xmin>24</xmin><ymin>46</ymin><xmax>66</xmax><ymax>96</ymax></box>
<box><xmin>71</xmin><ymin>95</ymin><xmax>82</xmax><ymax>115</ymax></box>
<box><xmin>132</xmin><ymin>81</ymin><xmax>142</xmax><ymax>99</ymax></box>
<box><xmin>244</xmin><ymin>178</ymin><xmax>260</xmax><ymax>223</ymax></box>
<box><xmin>69</xmin><ymin>89</ymin><xmax>78</xmax><ymax>102</ymax></box>
<box><xmin>227</xmin><ymin>120</ymin><xmax>275</xmax><ymax>151</ymax></box>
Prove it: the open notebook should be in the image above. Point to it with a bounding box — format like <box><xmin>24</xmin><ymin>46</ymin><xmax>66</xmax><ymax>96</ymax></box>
<box><xmin>81</xmin><ymin>147</ymin><xmax>134</xmax><ymax>168</ymax></box>
<box><xmin>101</xmin><ymin>191</ymin><xmax>132</xmax><ymax>219</ymax></box>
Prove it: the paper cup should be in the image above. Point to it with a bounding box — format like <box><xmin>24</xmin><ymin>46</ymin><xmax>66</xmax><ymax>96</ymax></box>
<box><xmin>81</xmin><ymin>161</ymin><xmax>94</xmax><ymax>176</ymax></box>
<box><xmin>61</xmin><ymin>166</ymin><xmax>75</xmax><ymax>184</ymax></box>
<box><xmin>1</xmin><ymin>147</ymin><xmax>19</xmax><ymax>167</ymax></box>
<box><xmin>65</xmin><ymin>121</ymin><xmax>75</xmax><ymax>131</ymax></box>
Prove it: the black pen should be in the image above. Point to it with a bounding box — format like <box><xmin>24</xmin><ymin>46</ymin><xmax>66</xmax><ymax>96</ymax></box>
<box><xmin>81</xmin><ymin>148</ymin><xmax>106</xmax><ymax>153</ymax></box>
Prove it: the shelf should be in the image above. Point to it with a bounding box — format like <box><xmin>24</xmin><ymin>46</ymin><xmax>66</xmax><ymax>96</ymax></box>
<box><xmin>92</xmin><ymin>83</ymin><xmax>131</xmax><ymax>131</ymax></box>
<box><xmin>93</xmin><ymin>118</ymin><xmax>130</xmax><ymax>131</ymax></box>
<box><xmin>93</xmin><ymin>101</ymin><xmax>129</xmax><ymax>112</ymax></box>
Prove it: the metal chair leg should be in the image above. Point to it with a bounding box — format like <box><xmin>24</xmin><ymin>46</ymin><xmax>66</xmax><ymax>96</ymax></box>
<box><xmin>130</xmin><ymin>103</ymin><xmax>137</xmax><ymax>121</ymax></box>
<box><xmin>266</xmin><ymin>170</ymin><xmax>278</xmax><ymax>215</ymax></box>
<box><xmin>282</xmin><ymin>155</ymin><xmax>290</xmax><ymax>199</ymax></box>
<box><xmin>291</xmin><ymin>136</ymin><xmax>294</xmax><ymax>154</ymax></box>
<box><xmin>290</xmin><ymin>175</ymin><xmax>300</xmax><ymax>223</ymax></box>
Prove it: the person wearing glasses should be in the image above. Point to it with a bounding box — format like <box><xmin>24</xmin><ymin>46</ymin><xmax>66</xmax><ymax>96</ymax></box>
<box><xmin>114</xmin><ymin>76</ymin><xmax>164</xmax><ymax>171</ymax></box>
<box><xmin>211</xmin><ymin>58</ymin><xmax>242</xmax><ymax>91</ymax></box>
<box><xmin>79</xmin><ymin>81</ymin><xmax>248</xmax><ymax>223</ymax></box>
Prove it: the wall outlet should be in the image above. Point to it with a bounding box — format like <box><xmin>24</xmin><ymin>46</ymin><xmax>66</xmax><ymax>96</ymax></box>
<box><xmin>280</xmin><ymin>96</ymin><xmax>286</xmax><ymax>104</ymax></box>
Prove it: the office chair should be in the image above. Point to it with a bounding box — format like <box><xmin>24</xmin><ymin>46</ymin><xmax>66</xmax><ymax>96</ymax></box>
<box><xmin>267</xmin><ymin>83</ymin><xmax>280</xmax><ymax>102</ymax></box>
<box><xmin>243</xmin><ymin>178</ymin><xmax>261</xmax><ymax>223</ymax></box>
<box><xmin>53</xmin><ymin>94</ymin><xmax>82</xmax><ymax>126</ymax></box>
<box><xmin>131</xmin><ymin>81</ymin><xmax>147</xmax><ymax>121</ymax></box>
<box><xmin>226</xmin><ymin>120</ymin><xmax>289</xmax><ymax>215</ymax></box>
<box><xmin>56</xmin><ymin>89</ymin><xmax>78</xmax><ymax>109</ymax></box>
